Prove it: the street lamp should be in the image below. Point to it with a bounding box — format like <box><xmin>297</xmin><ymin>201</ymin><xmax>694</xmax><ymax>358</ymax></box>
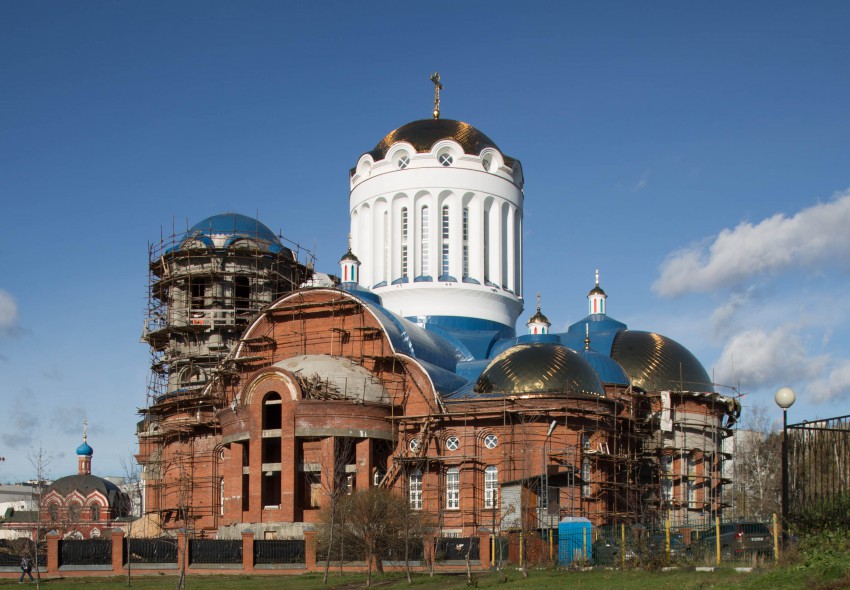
<box><xmin>774</xmin><ymin>387</ymin><xmax>796</xmax><ymax>525</ymax></box>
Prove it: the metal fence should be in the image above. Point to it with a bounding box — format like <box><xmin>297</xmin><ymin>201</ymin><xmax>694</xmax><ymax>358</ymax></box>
<box><xmin>127</xmin><ymin>537</ymin><xmax>178</xmax><ymax>564</ymax></box>
<box><xmin>788</xmin><ymin>414</ymin><xmax>850</xmax><ymax>529</ymax></box>
<box><xmin>436</xmin><ymin>537</ymin><xmax>479</xmax><ymax>561</ymax></box>
<box><xmin>188</xmin><ymin>539</ymin><xmax>242</xmax><ymax>565</ymax></box>
<box><xmin>591</xmin><ymin>518</ymin><xmax>777</xmax><ymax>566</ymax></box>
<box><xmin>59</xmin><ymin>539</ymin><xmax>112</xmax><ymax>566</ymax></box>
<box><xmin>254</xmin><ymin>539</ymin><xmax>305</xmax><ymax>564</ymax></box>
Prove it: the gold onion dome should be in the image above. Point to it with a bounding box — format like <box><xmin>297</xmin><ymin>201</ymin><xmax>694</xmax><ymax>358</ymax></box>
<box><xmin>610</xmin><ymin>330</ymin><xmax>714</xmax><ymax>393</ymax></box>
<box><xmin>366</xmin><ymin>119</ymin><xmax>510</xmax><ymax>163</ymax></box>
<box><xmin>528</xmin><ymin>307</ymin><xmax>550</xmax><ymax>324</ymax></box>
<box><xmin>474</xmin><ymin>343</ymin><xmax>606</xmax><ymax>397</ymax></box>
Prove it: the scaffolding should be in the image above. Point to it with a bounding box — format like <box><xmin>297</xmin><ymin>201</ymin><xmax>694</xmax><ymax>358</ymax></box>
<box><xmin>138</xmin><ymin>217</ymin><xmax>313</xmax><ymax>531</ymax></box>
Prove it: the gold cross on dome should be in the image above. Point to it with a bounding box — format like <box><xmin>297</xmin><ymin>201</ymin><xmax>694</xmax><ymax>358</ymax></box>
<box><xmin>430</xmin><ymin>72</ymin><xmax>443</xmax><ymax>119</ymax></box>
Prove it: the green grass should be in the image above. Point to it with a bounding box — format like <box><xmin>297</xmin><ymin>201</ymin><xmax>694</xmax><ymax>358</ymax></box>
<box><xmin>0</xmin><ymin>565</ymin><xmax>847</xmax><ymax>590</ymax></box>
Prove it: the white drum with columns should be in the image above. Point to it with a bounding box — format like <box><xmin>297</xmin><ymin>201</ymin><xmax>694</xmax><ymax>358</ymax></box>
<box><xmin>349</xmin><ymin>119</ymin><xmax>524</xmax><ymax>332</ymax></box>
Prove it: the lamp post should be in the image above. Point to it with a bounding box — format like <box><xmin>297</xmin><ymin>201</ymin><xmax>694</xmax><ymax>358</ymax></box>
<box><xmin>543</xmin><ymin>420</ymin><xmax>557</xmax><ymax>562</ymax></box>
<box><xmin>774</xmin><ymin>387</ymin><xmax>796</xmax><ymax>526</ymax></box>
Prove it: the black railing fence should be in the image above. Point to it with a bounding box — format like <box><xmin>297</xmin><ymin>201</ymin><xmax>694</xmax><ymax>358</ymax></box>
<box><xmin>254</xmin><ymin>539</ymin><xmax>306</xmax><ymax>564</ymax></box>
<box><xmin>189</xmin><ymin>539</ymin><xmax>242</xmax><ymax>564</ymax></box>
<box><xmin>788</xmin><ymin>414</ymin><xmax>850</xmax><ymax>529</ymax></box>
<box><xmin>59</xmin><ymin>539</ymin><xmax>111</xmax><ymax>566</ymax></box>
<box><xmin>127</xmin><ymin>537</ymin><xmax>178</xmax><ymax>564</ymax></box>
<box><xmin>437</xmin><ymin>537</ymin><xmax>479</xmax><ymax>561</ymax></box>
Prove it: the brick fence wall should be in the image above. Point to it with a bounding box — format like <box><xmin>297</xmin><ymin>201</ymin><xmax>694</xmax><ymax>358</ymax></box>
<box><xmin>0</xmin><ymin>530</ymin><xmax>491</xmax><ymax>579</ymax></box>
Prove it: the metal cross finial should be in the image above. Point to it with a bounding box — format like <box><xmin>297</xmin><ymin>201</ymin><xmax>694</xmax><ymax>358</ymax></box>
<box><xmin>536</xmin><ymin>291</ymin><xmax>541</xmax><ymax>311</ymax></box>
<box><xmin>430</xmin><ymin>72</ymin><xmax>443</xmax><ymax>119</ymax></box>
<box><xmin>348</xmin><ymin>233</ymin><xmax>352</xmax><ymax>250</ymax></box>
<box><xmin>83</xmin><ymin>418</ymin><xmax>88</xmax><ymax>442</ymax></box>
<box><xmin>595</xmin><ymin>269</ymin><xmax>599</xmax><ymax>286</ymax></box>
<box><xmin>585</xmin><ymin>323</ymin><xmax>591</xmax><ymax>350</ymax></box>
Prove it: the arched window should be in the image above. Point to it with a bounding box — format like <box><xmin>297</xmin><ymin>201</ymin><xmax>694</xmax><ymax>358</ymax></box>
<box><xmin>90</xmin><ymin>505</ymin><xmax>100</xmax><ymax>521</ymax></box>
<box><xmin>262</xmin><ymin>392</ymin><xmax>282</xmax><ymax>430</ymax></box>
<box><xmin>409</xmin><ymin>470</ymin><xmax>422</xmax><ymax>510</ymax></box>
<box><xmin>420</xmin><ymin>206</ymin><xmax>429</xmax><ymax>275</ymax></box>
<box><xmin>462</xmin><ymin>207</ymin><xmax>469</xmax><ymax>279</ymax></box>
<box><xmin>441</xmin><ymin>205</ymin><xmax>450</xmax><ymax>277</ymax></box>
<box><xmin>49</xmin><ymin>503</ymin><xmax>58</xmax><ymax>521</ymax></box>
<box><xmin>69</xmin><ymin>502</ymin><xmax>81</xmax><ymax>521</ymax></box>
<box><xmin>400</xmin><ymin>207</ymin><xmax>408</xmax><ymax>279</ymax></box>
<box><xmin>446</xmin><ymin>467</ymin><xmax>459</xmax><ymax>510</ymax></box>
<box><xmin>484</xmin><ymin>466</ymin><xmax>498</xmax><ymax>509</ymax></box>
<box><xmin>234</xmin><ymin>276</ymin><xmax>250</xmax><ymax>313</ymax></box>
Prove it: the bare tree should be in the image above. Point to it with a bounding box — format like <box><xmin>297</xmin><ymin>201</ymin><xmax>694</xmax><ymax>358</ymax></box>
<box><xmin>319</xmin><ymin>436</ymin><xmax>354</xmax><ymax>584</ymax></box>
<box><xmin>27</xmin><ymin>445</ymin><xmax>52</xmax><ymax>590</ymax></box>
<box><xmin>733</xmin><ymin>405</ymin><xmax>781</xmax><ymax>518</ymax></box>
<box><xmin>121</xmin><ymin>453</ymin><xmax>144</xmax><ymax>587</ymax></box>
<box><xmin>320</xmin><ymin>487</ymin><xmax>428</xmax><ymax>588</ymax></box>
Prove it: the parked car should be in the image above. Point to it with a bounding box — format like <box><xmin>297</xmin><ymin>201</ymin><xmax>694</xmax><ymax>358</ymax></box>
<box><xmin>647</xmin><ymin>532</ymin><xmax>689</xmax><ymax>559</ymax></box>
<box><xmin>697</xmin><ymin>522</ymin><xmax>773</xmax><ymax>560</ymax></box>
<box><xmin>591</xmin><ymin>537</ymin><xmax>636</xmax><ymax>566</ymax></box>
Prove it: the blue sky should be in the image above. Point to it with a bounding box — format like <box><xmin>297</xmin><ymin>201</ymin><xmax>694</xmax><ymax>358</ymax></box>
<box><xmin>1</xmin><ymin>2</ymin><xmax>849</xmax><ymax>482</ymax></box>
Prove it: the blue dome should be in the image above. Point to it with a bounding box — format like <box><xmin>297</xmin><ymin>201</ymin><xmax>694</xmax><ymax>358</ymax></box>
<box><xmin>174</xmin><ymin>213</ymin><xmax>286</xmax><ymax>254</ymax></box>
<box><xmin>579</xmin><ymin>348</ymin><xmax>630</xmax><ymax>386</ymax></box>
<box><xmin>76</xmin><ymin>441</ymin><xmax>93</xmax><ymax>457</ymax></box>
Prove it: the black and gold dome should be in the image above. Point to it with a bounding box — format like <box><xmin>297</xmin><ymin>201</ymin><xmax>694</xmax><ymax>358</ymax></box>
<box><xmin>474</xmin><ymin>343</ymin><xmax>605</xmax><ymax>397</ymax></box>
<box><xmin>610</xmin><ymin>330</ymin><xmax>714</xmax><ymax>393</ymax></box>
<box><xmin>367</xmin><ymin>119</ymin><xmax>507</xmax><ymax>162</ymax></box>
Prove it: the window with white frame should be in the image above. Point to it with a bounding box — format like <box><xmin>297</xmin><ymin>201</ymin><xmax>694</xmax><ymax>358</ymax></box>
<box><xmin>397</xmin><ymin>154</ymin><xmax>410</xmax><ymax>169</ymax></box>
<box><xmin>441</xmin><ymin>205</ymin><xmax>450</xmax><ymax>276</ymax></box>
<box><xmin>484</xmin><ymin>434</ymin><xmax>498</xmax><ymax>449</ymax></box>
<box><xmin>446</xmin><ymin>436</ymin><xmax>459</xmax><ymax>451</ymax></box>
<box><xmin>446</xmin><ymin>467</ymin><xmax>460</xmax><ymax>509</ymax></box>
<box><xmin>687</xmin><ymin>478</ymin><xmax>696</xmax><ymax>505</ymax></box>
<box><xmin>660</xmin><ymin>454</ymin><xmax>672</xmax><ymax>473</ymax></box>
<box><xmin>409</xmin><ymin>470</ymin><xmax>422</xmax><ymax>510</ymax></box>
<box><xmin>483</xmin><ymin>211</ymin><xmax>490</xmax><ymax>283</ymax></box>
<box><xmin>582</xmin><ymin>433</ymin><xmax>591</xmax><ymax>450</ymax></box>
<box><xmin>484</xmin><ymin>466</ymin><xmax>498</xmax><ymax>509</ymax></box>
<box><xmin>400</xmin><ymin>207</ymin><xmax>408</xmax><ymax>279</ymax></box>
<box><xmin>420</xmin><ymin>206</ymin><xmax>429</xmax><ymax>275</ymax></box>
<box><xmin>439</xmin><ymin>153</ymin><xmax>453</xmax><ymax>166</ymax></box>
<box><xmin>687</xmin><ymin>453</ymin><xmax>697</xmax><ymax>475</ymax></box>
<box><xmin>409</xmin><ymin>438</ymin><xmax>421</xmax><ymax>453</ymax></box>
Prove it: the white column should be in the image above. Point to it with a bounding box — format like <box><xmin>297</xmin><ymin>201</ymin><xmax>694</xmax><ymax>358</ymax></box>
<box><xmin>514</xmin><ymin>210</ymin><xmax>522</xmax><ymax>297</ymax></box>
<box><xmin>489</xmin><ymin>203</ymin><xmax>502</xmax><ymax>288</ymax></box>
<box><xmin>468</xmin><ymin>195</ymin><xmax>483</xmax><ymax>283</ymax></box>
<box><xmin>506</xmin><ymin>205</ymin><xmax>515</xmax><ymax>293</ymax></box>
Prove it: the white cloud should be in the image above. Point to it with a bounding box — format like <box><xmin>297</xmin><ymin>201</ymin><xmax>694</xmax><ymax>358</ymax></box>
<box><xmin>809</xmin><ymin>360</ymin><xmax>850</xmax><ymax>403</ymax></box>
<box><xmin>713</xmin><ymin>325</ymin><xmax>827</xmax><ymax>389</ymax></box>
<box><xmin>653</xmin><ymin>189</ymin><xmax>850</xmax><ymax>297</ymax></box>
<box><xmin>710</xmin><ymin>287</ymin><xmax>756</xmax><ymax>339</ymax></box>
<box><xmin>0</xmin><ymin>289</ymin><xmax>20</xmax><ymax>334</ymax></box>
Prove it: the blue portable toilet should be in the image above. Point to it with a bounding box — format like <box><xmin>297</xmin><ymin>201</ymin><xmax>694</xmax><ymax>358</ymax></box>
<box><xmin>558</xmin><ymin>517</ymin><xmax>593</xmax><ymax>565</ymax></box>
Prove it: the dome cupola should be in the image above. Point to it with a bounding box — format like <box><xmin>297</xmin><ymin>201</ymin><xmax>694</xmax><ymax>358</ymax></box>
<box><xmin>348</xmin><ymin>74</ymin><xmax>525</xmax><ymax>338</ymax></box>
<box><xmin>526</xmin><ymin>293</ymin><xmax>551</xmax><ymax>335</ymax></box>
<box><xmin>588</xmin><ymin>269</ymin><xmax>607</xmax><ymax>315</ymax></box>
<box><xmin>77</xmin><ymin>420</ymin><xmax>93</xmax><ymax>475</ymax></box>
<box><xmin>339</xmin><ymin>235</ymin><xmax>361</xmax><ymax>285</ymax></box>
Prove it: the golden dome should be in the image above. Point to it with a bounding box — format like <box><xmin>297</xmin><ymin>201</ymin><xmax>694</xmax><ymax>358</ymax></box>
<box><xmin>474</xmin><ymin>343</ymin><xmax>605</xmax><ymax>397</ymax></box>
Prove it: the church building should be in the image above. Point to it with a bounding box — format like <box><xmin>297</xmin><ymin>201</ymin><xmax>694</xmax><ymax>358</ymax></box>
<box><xmin>136</xmin><ymin>76</ymin><xmax>739</xmax><ymax>543</ymax></box>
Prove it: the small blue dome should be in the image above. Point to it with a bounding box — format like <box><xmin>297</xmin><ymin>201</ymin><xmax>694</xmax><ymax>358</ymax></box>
<box><xmin>579</xmin><ymin>348</ymin><xmax>630</xmax><ymax>386</ymax></box>
<box><xmin>76</xmin><ymin>441</ymin><xmax>93</xmax><ymax>457</ymax></box>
